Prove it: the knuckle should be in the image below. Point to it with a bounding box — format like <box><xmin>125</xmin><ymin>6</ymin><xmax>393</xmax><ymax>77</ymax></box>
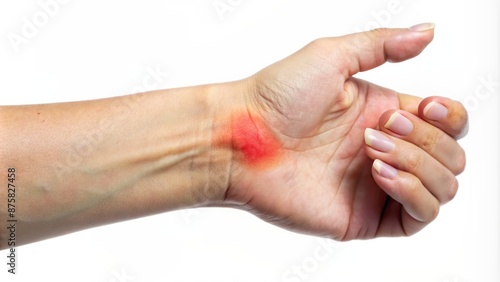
<box><xmin>420</xmin><ymin>129</ymin><xmax>441</xmax><ymax>155</ymax></box>
<box><xmin>404</xmin><ymin>151</ymin><xmax>424</xmax><ymax>171</ymax></box>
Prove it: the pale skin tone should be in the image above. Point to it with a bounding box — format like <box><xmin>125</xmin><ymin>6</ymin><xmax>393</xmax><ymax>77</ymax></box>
<box><xmin>0</xmin><ymin>25</ymin><xmax>467</xmax><ymax>249</ymax></box>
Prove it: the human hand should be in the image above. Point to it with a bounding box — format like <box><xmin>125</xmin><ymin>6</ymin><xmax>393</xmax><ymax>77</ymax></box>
<box><xmin>224</xmin><ymin>24</ymin><xmax>468</xmax><ymax>240</ymax></box>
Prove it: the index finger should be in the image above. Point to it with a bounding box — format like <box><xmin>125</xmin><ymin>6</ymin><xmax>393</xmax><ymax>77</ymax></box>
<box><xmin>418</xmin><ymin>96</ymin><xmax>469</xmax><ymax>140</ymax></box>
<box><xmin>398</xmin><ymin>94</ymin><xmax>469</xmax><ymax>140</ymax></box>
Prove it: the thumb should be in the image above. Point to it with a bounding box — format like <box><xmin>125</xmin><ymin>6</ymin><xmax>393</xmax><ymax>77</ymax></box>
<box><xmin>335</xmin><ymin>23</ymin><xmax>435</xmax><ymax>77</ymax></box>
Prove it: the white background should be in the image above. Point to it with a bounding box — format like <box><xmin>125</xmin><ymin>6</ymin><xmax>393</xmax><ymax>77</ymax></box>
<box><xmin>0</xmin><ymin>0</ymin><xmax>498</xmax><ymax>281</ymax></box>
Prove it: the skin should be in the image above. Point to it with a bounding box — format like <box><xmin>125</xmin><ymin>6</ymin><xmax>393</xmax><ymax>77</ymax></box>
<box><xmin>229</xmin><ymin>113</ymin><xmax>283</xmax><ymax>168</ymax></box>
<box><xmin>0</xmin><ymin>26</ymin><xmax>468</xmax><ymax>249</ymax></box>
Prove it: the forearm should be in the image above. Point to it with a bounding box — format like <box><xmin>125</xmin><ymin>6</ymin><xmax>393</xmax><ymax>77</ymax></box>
<box><xmin>0</xmin><ymin>81</ymin><xmax>246</xmax><ymax>248</ymax></box>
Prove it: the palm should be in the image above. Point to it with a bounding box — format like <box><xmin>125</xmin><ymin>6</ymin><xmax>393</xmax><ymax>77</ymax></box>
<box><xmin>235</xmin><ymin>52</ymin><xmax>398</xmax><ymax>240</ymax></box>
<box><xmin>271</xmin><ymin>82</ymin><xmax>400</xmax><ymax>241</ymax></box>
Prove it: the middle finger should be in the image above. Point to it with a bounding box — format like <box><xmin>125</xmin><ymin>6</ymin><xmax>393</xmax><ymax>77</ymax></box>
<box><xmin>378</xmin><ymin>110</ymin><xmax>465</xmax><ymax>175</ymax></box>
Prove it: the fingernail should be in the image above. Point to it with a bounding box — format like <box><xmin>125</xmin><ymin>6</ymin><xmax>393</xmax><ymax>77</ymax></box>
<box><xmin>409</xmin><ymin>22</ymin><xmax>435</xmax><ymax>32</ymax></box>
<box><xmin>364</xmin><ymin>128</ymin><xmax>395</xmax><ymax>152</ymax></box>
<box><xmin>373</xmin><ymin>159</ymin><xmax>398</xmax><ymax>179</ymax></box>
<box><xmin>384</xmin><ymin>112</ymin><xmax>414</xmax><ymax>136</ymax></box>
<box><xmin>423</xmin><ymin>101</ymin><xmax>448</xmax><ymax>121</ymax></box>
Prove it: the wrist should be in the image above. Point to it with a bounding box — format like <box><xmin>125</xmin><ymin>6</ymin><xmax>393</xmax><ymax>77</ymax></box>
<box><xmin>190</xmin><ymin>80</ymin><xmax>251</xmax><ymax>206</ymax></box>
<box><xmin>209</xmin><ymin>78</ymin><xmax>285</xmax><ymax>206</ymax></box>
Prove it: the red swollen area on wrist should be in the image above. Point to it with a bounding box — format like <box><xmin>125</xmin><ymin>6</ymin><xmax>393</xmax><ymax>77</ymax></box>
<box><xmin>227</xmin><ymin>113</ymin><xmax>283</xmax><ymax>169</ymax></box>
